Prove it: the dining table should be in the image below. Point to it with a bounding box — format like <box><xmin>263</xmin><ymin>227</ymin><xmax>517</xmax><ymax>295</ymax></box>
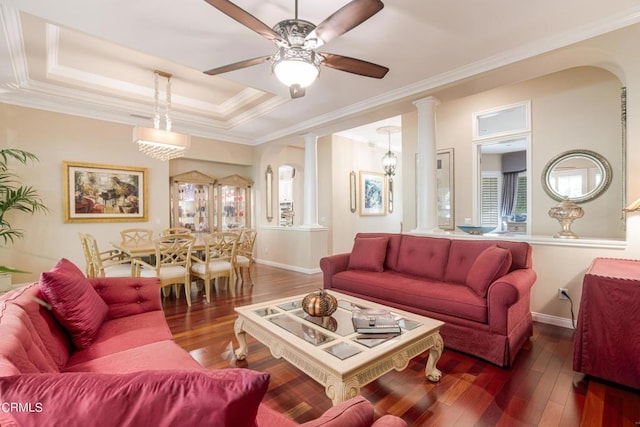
<box><xmin>110</xmin><ymin>233</ymin><xmax>208</xmax><ymax>258</ymax></box>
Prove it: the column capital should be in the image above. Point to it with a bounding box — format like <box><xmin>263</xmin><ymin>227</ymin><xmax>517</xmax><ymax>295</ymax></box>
<box><xmin>413</xmin><ymin>96</ymin><xmax>441</xmax><ymax>110</ymax></box>
<box><xmin>303</xmin><ymin>133</ymin><xmax>318</xmax><ymax>142</ymax></box>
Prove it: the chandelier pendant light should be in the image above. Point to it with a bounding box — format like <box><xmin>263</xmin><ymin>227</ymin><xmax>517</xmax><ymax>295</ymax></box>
<box><xmin>378</xmin><ymin>125</ymin><xmax>400</xmax><ymax>178</ymax></box>
<box><xmin>133</xmin><ymin>70</ymin><xmax>191</xmax><ymax>161</ymax></box>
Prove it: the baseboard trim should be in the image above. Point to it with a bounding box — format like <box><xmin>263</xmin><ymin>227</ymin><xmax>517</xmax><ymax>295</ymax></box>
<box><xmin>532</xmin><ymin>311</ymin><xmax>575</xmax><ymax>329</ymax></box>
<box><xmin>254</xmin><ymin>259</ymin><xmax>321</xmax><ymax>275</ymax></box>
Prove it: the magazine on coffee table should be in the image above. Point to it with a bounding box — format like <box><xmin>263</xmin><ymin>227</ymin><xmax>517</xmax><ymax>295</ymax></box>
<box><xmin>351</xmin><ymin>307</ymin><xmax>401</xmax><ymax>335</ymax></box>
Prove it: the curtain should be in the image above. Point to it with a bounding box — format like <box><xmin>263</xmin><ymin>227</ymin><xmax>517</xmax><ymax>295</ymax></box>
<box><xmin>501</xmin><ymin>171</ymin><xmax>519</xmax><ymax>218</ymax></box>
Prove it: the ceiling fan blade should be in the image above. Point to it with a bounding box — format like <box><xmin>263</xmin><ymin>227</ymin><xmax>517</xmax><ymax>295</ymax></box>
<box><xmin>306</xmin><ymin>0</ymin><xmax>383</xmax><ymax>47</ymax></box>
<box><xmin>320</xmin><ymin>53</ymin><xmax>389</xmax><ymax>79</ymax></box>
<box><xmin>204</xmin><ymin>0</ymin><xmax>284</xmax><ymax>43</ymax></box>
<box><xmin>289</xmin><ymin>84</ymin><xmax>306</xmax><ymax>99</ymax></box>
<box><xmin>203</xmin><ymin>55</ymin><xmax>272</xmax><ymax>76</ymax></box>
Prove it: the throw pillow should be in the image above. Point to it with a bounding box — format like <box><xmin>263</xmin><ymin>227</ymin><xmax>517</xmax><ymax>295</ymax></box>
<box><xmin>347</xmin><ymin>237</ymin><xmax>389</xmax><ymax>272</ymax></box>
<box><xmin>39</xmin><ymin>258</ymin><xmax>108</xmax><ymax>349</ymax></box>
<box><xmin>466</xmin><ymin>245</ymin><xmax>512</xmax><ymax>297</ymax></box>
<box><xmin>0</xmin><ymin>369</ymin><xmax>269</xmax><ymax>427</ymax></box>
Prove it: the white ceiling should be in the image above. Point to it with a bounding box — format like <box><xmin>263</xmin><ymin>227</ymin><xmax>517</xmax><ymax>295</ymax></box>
<box><xmin>1</xmin><ymin>0</ymin><xmax>640</xmax><ymax>147</ymax></box>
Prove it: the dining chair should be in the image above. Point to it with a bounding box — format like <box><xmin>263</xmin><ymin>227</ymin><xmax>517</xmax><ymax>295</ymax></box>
<box><xmin>132</xmin><ymin>234</ymin><xmax>195</xmax><ymax>306</ymax></box>
<box><xmin>160</xmin><ymin>227</ymin><xmax>191</xmax><ymax>236</ymax></box>
<box><xmin>234</xmin><ymin>228</ymin><xmax>257</xmax><ymax>286</ymax></box>
<box><xmin>84</xmin><ymin>233</ymin><xmax>132</xmax><ymax>278</ymax></box>
<box><xmin>190</xmin><ymin>232</ymin><xmax>239</xmax><ymax>302</ymax></box>
<box><xmin>120</xmin><ymin>228</ymin><xmax>154</xmax><ymax>243</ymax></box>
<box><xmin>78</xmin><ymin>233</ymin><xmax>95</xmax><ymax>277</ymax></box>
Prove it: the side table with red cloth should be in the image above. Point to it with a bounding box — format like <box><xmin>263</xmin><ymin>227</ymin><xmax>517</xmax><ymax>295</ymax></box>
<box><xmin>573</xmin><ymin>257</ymin><xmax>640</xmax><ymax>389</ymax></box>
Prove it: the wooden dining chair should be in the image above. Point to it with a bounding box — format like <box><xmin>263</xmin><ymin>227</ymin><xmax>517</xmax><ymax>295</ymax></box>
<box><xmin>132</xmin><ymin>234</ymin><xmax>195</xmax><ymax>306</ymax></box>
<box><xmin>160</xmin><ymin>227</ymin><xmax>191</xmax><ymax>236</ymax></box>
<box><xmin>84</xmin><ymin>233</ymin><xmax>132</xmax><ymax>278</ymax></box>
<box><xmin>190</xmin><ymin>232</ymin><xmax>239</xmax><ymax>302</ymax></box>
<box><xmin>120</xmin><ymin>228</ymin><xmax>154</xmax><ymax>243</ymax></box>
<box><xmin>234</xmin><ymin>228</ymin><xmax>257</xmax><ymax>286</ymax></box>
<box><xmin>78</xmin><ymin>233</ymin><xmax>95</xmax><ymax>277</ymax></box>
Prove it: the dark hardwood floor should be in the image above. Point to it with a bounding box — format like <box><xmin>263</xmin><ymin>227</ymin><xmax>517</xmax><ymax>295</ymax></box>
<box><xmin>164</xmin><ymin>265</ymin><xmax>640</xmax><ymax>426</ymax></box>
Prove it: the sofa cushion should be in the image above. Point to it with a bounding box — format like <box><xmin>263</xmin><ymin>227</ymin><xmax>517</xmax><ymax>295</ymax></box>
<box><xmin>355</xmin><ymin>233</ymin><xmax>403</xmax><ymax>271</ymax></box>
<box><xmin>0</xmin><ymin>368</ymin><xmax>269</xmax><ymax>427</ymax></box>
<box><xmin>39</xmin><ymin>259</ymin><xmax>109</xmax><ymax>350</ymax></box>
<box><xmin>347</xmin><ymin>237</ymin><xmax>389</xmax><ymax>272</ymax></box>
<box><xmin>395</xmin><ymin>236</ymin><xmax>451</xmax><ymax>281</ymax></box>
<box><xmin>66</xmin><ymin>310</ymin><xmax>173</xmax><ymax>367</ymax></box>
<box><xmin>64</xmin><ymin>340</ymin><xmax>202</xmax><ymax>373</ymax></box>
<box><xmin>333</xmin><ymin>270</ymin><xmax>488</xmax><ymax>323</ymax></box>
<box><xmin>466</xmin><ymin>245</ymin><xmax>512</xmax><ymax>297</ymax></box>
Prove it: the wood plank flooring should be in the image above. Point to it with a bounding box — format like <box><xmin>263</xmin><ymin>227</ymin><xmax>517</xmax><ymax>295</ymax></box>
<box><xmin>164</xmin><ymin>265</ymin><xmax>640</xmax><ymax>426</ymax></box>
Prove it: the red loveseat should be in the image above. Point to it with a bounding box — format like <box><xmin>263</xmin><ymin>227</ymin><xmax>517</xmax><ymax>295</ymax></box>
<box><xmin>320</xmin><ymin>233</ymin><xmax>536</xmax><ymax>367</ymax></box>
<box><xmin>0</xmin><ymin>259</ymin><xmax>405</xmax><ymax>427</ymax></box>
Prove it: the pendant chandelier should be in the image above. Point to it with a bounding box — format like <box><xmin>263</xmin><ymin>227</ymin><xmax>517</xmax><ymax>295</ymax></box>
<box><xmin>132</xmin><ymin>70</ymin><xmax>191</xmax><ymax>161</ymax></box>
<box><xmin>378</xmin><ymin>126</ymin><xmax>400</xmax><ymax>177</ymax></box>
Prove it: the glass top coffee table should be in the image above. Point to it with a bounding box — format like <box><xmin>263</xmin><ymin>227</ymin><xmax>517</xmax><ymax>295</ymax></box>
<box><xmin>234</xmin><ymin>291</ymin><xmax>444</xmax><ymax>405</ymax></box>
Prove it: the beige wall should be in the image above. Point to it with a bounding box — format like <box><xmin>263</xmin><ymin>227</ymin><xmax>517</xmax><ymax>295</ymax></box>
<box><xmin>329</xmin><ymin>134</ymin><xmax>403</xmax><ymax>254</ymax></box>
<box><xmin>431</xmin><ymin>66</ymin><xmax>623</xmax><ymax>239</ymax></box>
<box><xmin>0</xmin><ymin>104</ymin><xmax>253</xmax><ymax>282</ymax></box>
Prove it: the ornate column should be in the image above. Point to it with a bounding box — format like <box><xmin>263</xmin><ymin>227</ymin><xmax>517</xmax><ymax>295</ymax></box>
<box><xmin>303</xmin><ymin>133</ymin><xmax>320</xmax><ymax>227</ymax></box>
<box><xmin>413</xmin><ymin>96</ymin><xmax>440</xmax><ymax>232</ymax></box>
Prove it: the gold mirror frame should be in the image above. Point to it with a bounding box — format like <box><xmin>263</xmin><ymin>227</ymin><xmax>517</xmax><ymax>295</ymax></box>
<box><xmin>541</xmin><ymin>149</ymin><xmax>612</xmax><ymax>204</ymax></box>
<box><xmin>349</xmin><ymin>171</ymin><xmax>357</xmax><ymax>213</ymax></box>
<box><xmin>265</xmin><ymin>165</ymin><xmax>273</xmax><ymax>222</ymax></box>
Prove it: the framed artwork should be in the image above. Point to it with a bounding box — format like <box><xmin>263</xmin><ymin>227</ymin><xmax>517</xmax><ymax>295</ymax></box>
<box><xmin>63</xmin><ymin>161</ymin><xmax>148</xmax><ymax>223</ymax></box>
<box><xmin>436</xmin><ymin>148</ymin><xmax>455</xmax><ymax>230</ymax></box>
<box><xmin>359</xmin><ymin>171</ymin><xmax>386</xmax><ymax>216</ymax></box>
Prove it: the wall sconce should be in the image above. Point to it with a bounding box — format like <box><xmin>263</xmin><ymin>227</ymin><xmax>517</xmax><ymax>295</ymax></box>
<box><xmin>265</xmin><ymin>165</ymin><xmax>273</xmax><ymax>222</ymax></box>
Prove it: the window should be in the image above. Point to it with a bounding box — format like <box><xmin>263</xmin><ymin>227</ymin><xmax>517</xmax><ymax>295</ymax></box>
<box><xmin>472</xmin><ymin>102</ymin><xmax>531</xmax><ymax>230</ymax></box>
<box><xmin>514</xmin><ymin>172</ymin><xmax>527</xmax><ymax>215</ymax></box>
<box><xmin>481</xmin><ymin>172</ymin><xmax>500</xmax><ymax>226</ymax></box>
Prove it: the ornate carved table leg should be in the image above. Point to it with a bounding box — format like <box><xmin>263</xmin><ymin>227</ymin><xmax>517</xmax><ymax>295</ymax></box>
<box><xmin>325</xmin><ymin>376</ymin><xmax>360</xmax><ymax>406</ymax></box>
<box><xmin>234</xmin><ymin>317</ymin><xmax>248</xmax><ymax>360</ymax></box>
<box><xmin>425</xmin><ymin>332</ymin><xmax>443</xmax><ymax>382</ymax></box>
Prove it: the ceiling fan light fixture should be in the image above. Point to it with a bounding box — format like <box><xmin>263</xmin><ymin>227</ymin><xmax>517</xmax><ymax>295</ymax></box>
<box><xmin>272</xmin><ymin>47</ymin><xmax>321</xmax><ymax>88</ymax></box>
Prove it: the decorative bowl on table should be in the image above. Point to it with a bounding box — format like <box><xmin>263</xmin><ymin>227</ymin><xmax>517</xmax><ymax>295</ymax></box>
<box><xmin>457</xmin><ymin>226</ymin><xmax>496</xmax><ymax>235</ymax></box>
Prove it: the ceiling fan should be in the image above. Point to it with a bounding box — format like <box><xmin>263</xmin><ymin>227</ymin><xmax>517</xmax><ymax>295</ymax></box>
<box><xmin>203</xmin><ymin>0</ymin><xmax>390</xmax><ymax>99</ymax></box>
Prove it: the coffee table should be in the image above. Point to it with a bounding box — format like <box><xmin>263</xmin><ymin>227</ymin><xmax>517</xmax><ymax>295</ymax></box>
<box><xmin>234</xmin><ymin>291</ymin><xmax>444</xmax><ymax>405</ymax></box>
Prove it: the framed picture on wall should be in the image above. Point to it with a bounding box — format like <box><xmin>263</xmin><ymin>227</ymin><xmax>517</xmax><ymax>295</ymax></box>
<box><xmin>359</xmin><ymin>171</ymin><xmax>386</xmax><ymax>216</ymax></box>
<box><xmin>436</xmin><ymin>148</ymin><xmax>455</xmax><ymax>230</ymax></box>
<box><xmin>63</xmin><ymin>161</ymin><xmax>148</xmax><ymax>223</ymax></box>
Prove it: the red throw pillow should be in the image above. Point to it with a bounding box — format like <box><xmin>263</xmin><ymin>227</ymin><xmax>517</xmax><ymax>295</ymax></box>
<box><xmin>347</xmin><ymin>237</ymin><xmax>389</xmax><ymax>272</ymax></box>
<box><xmin>0</xmin><ymin>369</ymin><xmax>269</xmax><ymax>427</ymax></box>
<box><xmin>466</xmin><ymin>245</ymin><xmax>512</xmax><ymax>297</ymax></box>
<box><xmin>39</xmin><ymin>258</ymin><xmax>108</xmax><ymax>349</ymax></box>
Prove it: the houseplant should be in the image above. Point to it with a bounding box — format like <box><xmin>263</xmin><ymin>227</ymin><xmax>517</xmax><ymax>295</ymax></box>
<box><xmin>0</xmin><ymin>148</ymin><xmax>48</xmax><ymax>282</ymax></box>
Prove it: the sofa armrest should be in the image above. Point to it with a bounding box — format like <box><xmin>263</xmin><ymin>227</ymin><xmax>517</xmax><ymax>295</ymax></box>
<box><xmin>487</xmin><ymin>268</ymin><xmax>537</xmax><ymax>335</ymax></box>
<box><xmin>319</xmin><ymin>253</ymin><xmax>350</xmax><ymax>290</ymax></box>
<box><xmin>88</xmin><ymin>277</ymin><xmax>162</xmax><ymax>320</ymax></box>
<box><xmin>300</xmin><ymin>395</ymin><xmax>373</xmax><ymax>427</ymax></box>
<box><xmin>372</xmin><ymin>415</ymin><xmax>408</xmax><ymax>427</ymax></box>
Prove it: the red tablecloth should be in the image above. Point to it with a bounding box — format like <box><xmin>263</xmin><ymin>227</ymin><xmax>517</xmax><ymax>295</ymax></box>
<box><xmin>573</xmin><ymin>258</ymin><xmax>640</xmax><ymax>389</ymax></box>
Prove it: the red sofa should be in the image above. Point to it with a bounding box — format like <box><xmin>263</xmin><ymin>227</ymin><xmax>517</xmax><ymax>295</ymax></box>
<box><xmin>320</xmin><ymin>233</ymin><xmax>536</xmax><ymax>367</ymax></box>
<box><xmin>0</xmin><ymin>259</ymin><xmax>405</xmax><ymax>427</ymax></box>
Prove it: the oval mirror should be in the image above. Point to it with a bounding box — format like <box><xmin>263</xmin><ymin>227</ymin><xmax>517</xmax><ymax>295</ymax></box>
<box><xmin>542</xmin><ymin>149</ymin><xmax>612</xmax><ymax>203</ymax></box>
